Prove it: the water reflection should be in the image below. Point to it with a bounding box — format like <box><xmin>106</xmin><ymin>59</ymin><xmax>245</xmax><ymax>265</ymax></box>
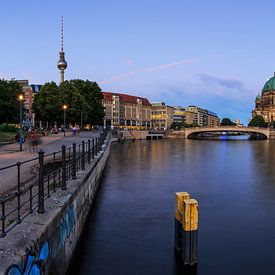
<box><xmin>70</xmin><ymin>139</ymin><xmax>275</xmax><ymax>275</ymax></box>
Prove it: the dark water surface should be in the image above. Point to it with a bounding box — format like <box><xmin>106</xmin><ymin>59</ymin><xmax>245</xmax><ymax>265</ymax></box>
<box><xmin>70</xmin><ymin>138</ymin><xmax>275</xmax><ymax>275</ymax></box>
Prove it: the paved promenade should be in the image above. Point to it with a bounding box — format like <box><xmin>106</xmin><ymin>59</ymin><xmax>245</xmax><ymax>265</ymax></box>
<box><xmin>0</xmin><ymin>131</ymin><xmax>100</xmax><ymax>194</ymax></box>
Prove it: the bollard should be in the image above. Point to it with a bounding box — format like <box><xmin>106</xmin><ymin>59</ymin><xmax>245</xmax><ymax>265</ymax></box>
<box><xmin>175</xmin><ymin>192</ymin><xmax>190</xmax><ymax>251</ymax></box>
<box><xmin>37</xmin><ymin>150</ymin><xmax>45</xmax><ymax>214</ymax></box>
<box><xmin>174</xmin><ymin>192</ymin><xmax>198</xmax><ymax>266</ymax></box>
<box><xmin>61</xmin><ymin>145</ymin><xmax>67</xmax><ymax>190</ymax></box>
<box><xmin>72</xmin><ymin>143</ymin><xmax>76</xmax><ymax>180</ymax></box>
<box><xmin>95</xmin><ymin>138</ymin><xmax>98</xmax><ymax>155</ymax></box>
<box><xmin>182</xmin><ymin>199</ymin><xmax>198</xmax><ymax>265</ymax></box>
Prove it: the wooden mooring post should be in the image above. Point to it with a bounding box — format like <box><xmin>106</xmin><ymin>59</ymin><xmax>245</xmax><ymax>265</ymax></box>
<box><xmin>174</xmin><ymin>192</ymin><xmax>198</xmax><ymax>266</ymax></box>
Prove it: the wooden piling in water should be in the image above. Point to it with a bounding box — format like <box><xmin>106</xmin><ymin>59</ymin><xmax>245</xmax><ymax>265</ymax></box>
<box><xmin>174</xmin><ymin>192</ymin><xmax>198</xmax><ymax>266</ymax></box>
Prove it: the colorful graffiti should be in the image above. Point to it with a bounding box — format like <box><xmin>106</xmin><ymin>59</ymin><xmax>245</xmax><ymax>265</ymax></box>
<box><xmin>59</xmin><ymin>205</ymin><xmax>75</xmax><ymax>247</ymax></box>
<box><xmin>5</xmin><ymin>205</ymin><xmax>76</xmax><ymax>275</ymax></box>
<box><xmin>50</xmin><ymin>204</ymin><xmax>76</xmax><ymax>259</ymax></box>
<box><xmin>5</xmin><ymin>238</ymin><xmax>49</xmax><ymax>275</ymax></box>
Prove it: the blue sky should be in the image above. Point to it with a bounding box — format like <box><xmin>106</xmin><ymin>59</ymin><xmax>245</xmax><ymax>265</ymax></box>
<box><xmin>1</xmin><ymin>0</ymin><xmax>275</xmax><ymax>123</ymax></box>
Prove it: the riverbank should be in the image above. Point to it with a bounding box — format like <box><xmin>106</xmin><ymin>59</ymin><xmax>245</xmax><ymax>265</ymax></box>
<box><xmin>0</xmin><ymin>132</ymin><xmax>111</xmax><ymax>275</ymax></box>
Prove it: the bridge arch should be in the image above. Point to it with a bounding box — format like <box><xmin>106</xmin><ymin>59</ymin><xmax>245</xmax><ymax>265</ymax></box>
<box><xmin>184</xmin><ymin>126</ymin><xmax>269</xmax><ymax>139</ymax></box>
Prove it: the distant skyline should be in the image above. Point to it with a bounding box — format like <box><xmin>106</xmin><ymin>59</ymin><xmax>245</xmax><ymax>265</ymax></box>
<box><xmin>1</xmin><ymin>1</ymin><xmax>275</xmax><ymax>123</ymax></box>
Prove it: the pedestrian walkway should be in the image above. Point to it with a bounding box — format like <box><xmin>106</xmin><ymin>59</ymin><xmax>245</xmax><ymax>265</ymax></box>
<box><xmin>0</xmin><ymin>131</ymin><xmax>100</xmax><ymax>194</ymax></box>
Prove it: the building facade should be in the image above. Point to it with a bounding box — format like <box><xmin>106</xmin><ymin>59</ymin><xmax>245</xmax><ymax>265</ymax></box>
<box><xmin>252</xmin><ymin>73</ymin><xmax>275</xmax><ymax>124</ymax></box>
<box><xmin>151</xmin><ymin>102</ymin><xmax>174</xmax><ymax>129</ymax></box>
<box><xmin>173</xmin><ymin>106</ymin><xmax>186</xmax><ymax>123</ymax></box>
<box><xmin>102</xmin><ymin>92</ymin><xmax>152</xmax><ymax>129</ymax></box>
<box><xmin>186</xmin><ymin>106</ymin><xmax>208</xmax><ymax>126</ymax></box>
<box><xmin>185</xmin><ymin>106</ymin><xmax>219</xmax><ymax>127</ymax></box>
<box><xmin>16</xmin><ymin>80</ymin><xmax>42</xmax><ymax>127</ymax></box>
<box><xmin>207</xmin><ymin>111</ymin><xmax>220</xmax><ymax>127</ymax></box>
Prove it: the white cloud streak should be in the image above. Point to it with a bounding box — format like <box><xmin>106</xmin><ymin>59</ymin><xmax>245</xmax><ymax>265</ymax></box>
<box><xmin>99</xmin><ymin>58</ymin><xmax>195</xmax><ymax>84</ymax></box>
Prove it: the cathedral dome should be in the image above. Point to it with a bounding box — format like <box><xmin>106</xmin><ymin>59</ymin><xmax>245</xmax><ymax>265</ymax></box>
<box><xmin>255</xmin><ymin>95</ymin><xmax>261</xmax><ymax>101</ymax></box>
<box><xmin>262</xmin><ymin>73</ymin><xmax>275</xmax><ymax>94</ymax></box>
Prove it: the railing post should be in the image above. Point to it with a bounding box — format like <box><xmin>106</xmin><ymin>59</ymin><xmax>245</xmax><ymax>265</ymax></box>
<box><xmin>72</xmin><ymin>143</ymin><xmax>76</xmax><ymax>180</ymax></box>
<box><xmin>61</xmin><ymin>145</ymin><xmax>67</xmax><ymax>190</ymax></box>
<box><xmin>16</xmin><ymin>162</ymin><xmax>21</xmax><ymax>223</ymax></box>
<box><xmin>81</xmin><ymin>140</ymin><xmax>85</xmax><ymax>170</ymax></box>
<box><xmin>37</xmin><ymin>150</ymin><xmax>45</xmax><ymax>214</ymax></box>
<box><xmin>88</xmin><ymin>139</ymin><xmax>91</xmax><ymax>164</ymax></box>
<box><xmin>95</xmin><ymin>138</ymin><xmax>98</xmax><ymax>156</ymax></box>
<box><xmin>92</xmin><ymin>138</ymin><xmax>95</xmax><ymax>159</ymax></box>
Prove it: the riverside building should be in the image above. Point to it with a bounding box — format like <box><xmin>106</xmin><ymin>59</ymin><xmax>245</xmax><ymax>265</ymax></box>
<box><xmin>185</xmin><ymin>106</ymin><xmax>220</xmax><ymax>127</ymax></box>
<box><xmin>252</xmin><ymin>72</ymin><xmax>275</xmax><ymax>124</ymax></box>
<box><xmin>186</xmin><ymin>106</ymin><xmax>208</xmax><ymax>126</ymax></box>
<box><xmin>102</xmin><ymin>92</ymin><xmax>152</xmax><ymax>129</ymax></box>
<box><xmin>151</xmin><ymin>102</ymin><xmax>174</xmax><ymax>130</ymax></box>
<box><xmin>173</xmin><ymin>106</ymin><xmax>186</xmax><ymax>123</ymax></box>
<box><xmin>207</xmin><ymin>111</ymin><xmax>220</xmax><ymax>127</ymax></box>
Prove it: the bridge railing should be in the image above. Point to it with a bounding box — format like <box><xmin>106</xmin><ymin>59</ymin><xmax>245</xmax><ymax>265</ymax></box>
<box><xmin>0</xmin><ymin>129</ymin><xmax>110</xmax><ymax>238</ymax></box>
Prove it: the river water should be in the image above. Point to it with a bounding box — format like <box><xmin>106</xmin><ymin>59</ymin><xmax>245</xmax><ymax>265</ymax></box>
<box><xmin>70</xmin><ymin>137</ymin><xmax>275</xmax><ymax>275</ymax></box>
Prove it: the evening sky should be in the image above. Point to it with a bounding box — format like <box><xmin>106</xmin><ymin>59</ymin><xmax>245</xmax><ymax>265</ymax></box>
<box><xmin>0</xmin><ymin>0</ymin><xmax>274</xmax><ymax>123</ymax></box>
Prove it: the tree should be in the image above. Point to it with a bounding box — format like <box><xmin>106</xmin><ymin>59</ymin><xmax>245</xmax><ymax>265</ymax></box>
<box><xmin>68</xmin><ymin>80</ymin><xmax>105</xmax><ymax>125</ymax></box>
<box><xmin>32</xmin><ymin>80</ymin><xmax>105</xmax><ymax>127</ymax></box>
<box><xmin>248</xmin><ymin>115</ymin><xmax>267</xmax><ymax>128</ymax></box>
<box><xmin>0</xmin><ymin>80</ymin><xmax>22</xmax><ymax>124</ymax></box>
<box><xmin>221</xmin><ymin>118</ymin><xmax>235</xmax><ymax>126</ymax></box>
<box><xmin>32</xmin><ymin>82</ymin><xmax>62</xmax><ymax>126</ymax></box>
<box><xmin>170</xmin><ymin>122</ymin><xmax>183</xmax><ymax>130</ymax></box>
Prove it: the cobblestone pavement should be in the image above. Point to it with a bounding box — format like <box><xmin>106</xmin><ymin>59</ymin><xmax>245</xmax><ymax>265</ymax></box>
<box><xmin>0</xmin><ymin>131</ymin><xmax>100</xmax><ymax>194</ymax></box>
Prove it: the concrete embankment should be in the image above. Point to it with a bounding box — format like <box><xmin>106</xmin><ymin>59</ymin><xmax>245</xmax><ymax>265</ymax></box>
<box><xmin>0</xmin><ymin>136</ymin><xmax>111</xmax><ymax>275</ymax></box>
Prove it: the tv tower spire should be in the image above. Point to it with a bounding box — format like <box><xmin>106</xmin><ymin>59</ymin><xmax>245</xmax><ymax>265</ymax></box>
<box><xmin>57</xmin><ymin>16</ymin><xmax>67</xmax><ymax>83</ymax></box>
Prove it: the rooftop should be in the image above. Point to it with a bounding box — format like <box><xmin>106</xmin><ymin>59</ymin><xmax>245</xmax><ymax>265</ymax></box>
<box><xmin>102</xmin><ymin>92</ymin><xmax>151</xmax><ymax>106</ymax></box>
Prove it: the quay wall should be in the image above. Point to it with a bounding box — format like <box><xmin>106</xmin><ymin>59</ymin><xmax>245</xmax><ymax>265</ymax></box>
<box><xmin>0</xmin><ymin>138</ymin><xmax>111</xmax><ymax>275</ymax></box>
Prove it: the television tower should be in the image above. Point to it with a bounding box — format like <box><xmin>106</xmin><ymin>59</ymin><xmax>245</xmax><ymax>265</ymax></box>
<box><xmin>57</xmin><ymin>16</ymin><xmax>67</xmax><ymax>83</ymax></box>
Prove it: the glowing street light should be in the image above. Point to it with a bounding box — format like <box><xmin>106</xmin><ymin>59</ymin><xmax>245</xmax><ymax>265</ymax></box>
<box><xmin>18</xmin><ymin>94</ymin><xmax>24</xmax><ymax>151</ymax></box>
<box><xmin>63</xmin><ymin>104</ymin><xmax>68</xmax><ymax>136</ymax></box>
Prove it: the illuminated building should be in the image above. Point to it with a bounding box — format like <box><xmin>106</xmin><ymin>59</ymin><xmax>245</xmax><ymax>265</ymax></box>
<box><xmin>102</xmin><ymin>92</ymin><xmax>152</xmax><ymax>129</ymax></box>
<box><xmin>151</xmin><ymin>102</ymin><xmax>174</xmax><ymax>130</ymax></box>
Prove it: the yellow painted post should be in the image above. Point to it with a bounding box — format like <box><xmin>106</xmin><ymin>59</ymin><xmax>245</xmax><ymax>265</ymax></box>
<box><xmin>182</xmin><ymin>199</ymin><xmax>198</xmax><ymax>265</ymax></box>
<box><xmin>174</xmin><ymin>192</ymin><xmax>190</xmax><ymax>251</ymax></box>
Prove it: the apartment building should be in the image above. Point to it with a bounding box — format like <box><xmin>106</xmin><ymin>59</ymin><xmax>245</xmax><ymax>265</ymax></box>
<box><xmin>102</xmin><ymin>92</ymin><xmax>152</xmax><ymax>129</ymax></box>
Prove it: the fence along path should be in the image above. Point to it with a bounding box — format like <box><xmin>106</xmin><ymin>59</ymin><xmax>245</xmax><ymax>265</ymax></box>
<box><xmin>0</xmin><ymin>130</ymin><xmax>109</xmax><ymax>238</ymax></box>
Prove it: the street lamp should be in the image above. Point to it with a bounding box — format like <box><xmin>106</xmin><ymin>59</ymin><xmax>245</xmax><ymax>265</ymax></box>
<box><xmin>63</xmin><ymin>104</ymin><xmax>68</xmax><ymax>136</ymax></box>
<box><xmin>18</xmin><ymin>94</ymin><xmax>24</xmax><ymax>151</ymax></box>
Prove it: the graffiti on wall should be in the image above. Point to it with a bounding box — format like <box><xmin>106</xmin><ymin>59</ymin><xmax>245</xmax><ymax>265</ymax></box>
<box><xmin>5</xmin><ymin>238</ymin><xmax>49</xmax><ymax>275</ymax></box>
<box><xmin>50</xmin><ymin>204</ymin><xmax>75</xmax><ymax>258</ymax></box>
<box><xmin>5</xmin><ymin>204</ymin><xmax>76</xmax><ymax>275</ymax></box>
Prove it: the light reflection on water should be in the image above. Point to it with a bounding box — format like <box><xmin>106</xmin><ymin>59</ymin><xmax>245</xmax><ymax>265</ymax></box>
<box><xmin>70</xmin><ymin>138</ymin><xmax>275</xmax><ymax>275</ymax></box>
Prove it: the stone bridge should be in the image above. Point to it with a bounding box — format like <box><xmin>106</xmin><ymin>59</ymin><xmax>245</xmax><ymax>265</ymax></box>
<box><xmin>184</xmin><ymin>126</ymin><xmax>270</xmax><ymax>139</ymax></box>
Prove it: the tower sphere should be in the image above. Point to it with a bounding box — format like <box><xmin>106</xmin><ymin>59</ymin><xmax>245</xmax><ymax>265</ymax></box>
<box><xmin>57</xmin><ymin>59</ymin><xmax>67</xmax><ymax>70</ymax></box>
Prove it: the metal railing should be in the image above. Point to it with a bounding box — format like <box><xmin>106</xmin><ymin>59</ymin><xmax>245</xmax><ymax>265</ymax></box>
<box><xmin>0</xmin><ymin>129</ymin><xmax>109</xmax><ymax>238</ymax></box>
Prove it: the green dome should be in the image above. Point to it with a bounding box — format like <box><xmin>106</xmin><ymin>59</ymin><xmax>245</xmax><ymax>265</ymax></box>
<box><xmin>255</xmin><ymin>95</ymin><xmax>261</xmax><ymax>101</ymax></box>
<box><xmin>262</xmin><ymin>74</ymin><xmax>275</xmax><ymax>93</ymax></box>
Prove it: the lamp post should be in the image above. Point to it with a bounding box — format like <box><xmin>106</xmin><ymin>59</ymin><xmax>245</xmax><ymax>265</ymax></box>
<box><xmin>63</xmin><ymin>104</ymin><xmax>67</xmax><ymax>136</ymax></box>
<box><xmin>18</xmin><ymin>94</ymin><xmax>24</xmax><ymax>151</ymax></box>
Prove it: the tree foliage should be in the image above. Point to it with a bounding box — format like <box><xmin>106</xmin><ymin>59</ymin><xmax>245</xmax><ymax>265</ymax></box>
<box><xmin>248</xmin><ymin>115</ymin><xmax>267</xmax><ymax>128</ymax></box>
<box><xmin>170</xmin><ymin>122</ymin><xmax>194</xmax><ymax>130</ymax></box>
<box><xmin>32</xmin><ymin>80</ymin><xmax>105</xmax><ymax>126</ymax></box>
<box><xmin>220</xmin><ymin>117</ymin><xmax>235</xmax><ymax>126</ymax></box>
<box><xmin>0</xmin><ymin>80</ymin><xmax>22</xmax><ymax>124</ymax></box>
<box><xmin>170</xmin><ymin>122</ymin><xmax>183</xmax><ymax>130</ymax></box>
